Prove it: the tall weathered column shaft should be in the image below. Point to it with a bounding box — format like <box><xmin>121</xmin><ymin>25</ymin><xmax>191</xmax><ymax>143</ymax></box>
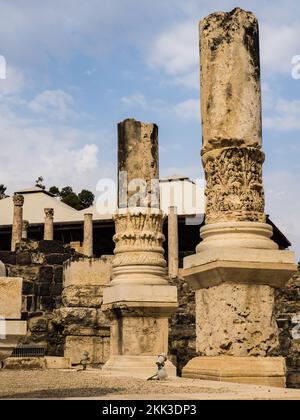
<box><xmin>44</xmin><ymin>208</ymin><xmax>54</xmax><ymax>241</ymax></box>
<box><xmin>11</xmin><ymin>194</ymin><xmax>24</xmax><ymax>251</ymax></box>
<box><xmin>182</xmin><ymin>8</ymin><xmax>297</xmax><ymax>387</ymax></box>
<box><xmin>22</xmin><ymin>220</ymin><xmax>29</xmax><ymax>240</ymax></box>
<box><xmin>102</xmin><ymin>119</ymin><xmax>177</xmax><ymax>377</ymax></box>
<box><xmin>168</xmin><ymin>206</ymin><xmax>179</xmax><ymax>279</ymax></box>
<box><xmin>83</xmin><ymin>213</ymin><xmax>93</xmax><ymax>257</ymax></box>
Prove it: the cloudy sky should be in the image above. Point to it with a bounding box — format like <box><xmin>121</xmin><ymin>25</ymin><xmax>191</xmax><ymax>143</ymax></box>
<box><xmin>0</xmin><ymin>0</ymin><xmax>299</xmax><ymax>258</ymax></box>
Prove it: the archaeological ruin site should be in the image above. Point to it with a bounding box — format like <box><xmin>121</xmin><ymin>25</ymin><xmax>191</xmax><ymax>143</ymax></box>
<box><xmin>0</xmin><ymin>7</ymin><xmax>300</xmax><ymax>400</ymax></box>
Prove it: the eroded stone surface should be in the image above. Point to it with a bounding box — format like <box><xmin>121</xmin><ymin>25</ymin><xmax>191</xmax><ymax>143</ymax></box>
<box><xmin>0</xmin><ymin>277</ymin><xmax>22</xmax><ymax>319</ymax></box>
<box><xmin>118</xmin><ymin>118</ymin><xmax>159</xmax><ymax>208</ymax></box>
<box><xmin>64</xmin><ymin>336</ymin><xmax>110</xmax><ymax>365</ymax></box>
<box><xmin>200</xmin><ymin>8</ymin><xmax>261</xmax><ymax>153</ymax></box>
<box><xmin>195</xmin><ymin>282</ymin><xmax>279</xmax><ymax>356</ymax></box>
<box><xmin>62</xmin><ymin>285</ymin><xmax>104</xmax><ymax>308</ymax></box>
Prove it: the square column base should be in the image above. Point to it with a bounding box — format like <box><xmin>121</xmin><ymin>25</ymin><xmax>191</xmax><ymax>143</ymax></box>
<box><xmin>182</xmin><ymin>356</ymin><xmax>286</xmax><ymax>388</ymax></box>
<box><xmin>102</xmin><ymin>355</ymin><xmax>177</xmax><ymax>378</ymax></box>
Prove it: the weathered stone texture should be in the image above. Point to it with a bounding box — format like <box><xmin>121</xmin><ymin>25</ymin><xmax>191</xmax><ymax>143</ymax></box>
<box><xmin>118</xmin><ymin>118</ymin><xmax>159</xmax><ymax>208</ymax></box>
<box><xmin>64</xmin><ymin>336</ymin><xmax>110</xmax><ymax>365</ymax></box>
<box><xmin>0</xmin><ymin>277</ymin><xmax>22</xmax><ymax>319</ymax></box>
<box><xmin>275</xmin><ymin>269</ymin><xmax>300</xmax><ymax>388</ymax></box>
<box><xmin>200</xmin><ymin>7</ymin><xmax>261</xmax><ymax>153</ymax></box>
<box><xmin>3</xmin><ymin>239</ymin><xmax>75</xmax><ymax>356</ymax></box>
<box><xmin>62</xmin><ymin>285</ymin><xmax>104</xmax><ymax>308</ymax></box>
<box><xmin>195</xmin><ymin>282</ymin><xmax>279</xmax><ymax>357</ymax></box>
<box><xmin>169</xmin><ymin>274</ymin><xmax>197</xmax><ymax>374</ymax></box>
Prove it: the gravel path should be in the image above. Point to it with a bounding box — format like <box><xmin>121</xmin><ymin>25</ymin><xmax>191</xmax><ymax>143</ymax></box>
<box><xmin>0</xmin><ymin>370</ymin><xmax>300</xmax><ymax>400</ymax></box>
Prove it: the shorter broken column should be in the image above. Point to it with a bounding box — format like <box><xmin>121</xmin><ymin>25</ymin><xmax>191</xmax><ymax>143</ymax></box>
<box><xmin>168</xmin><ymin>206</ymin><xmax>179</xmax><ymax>278</ymax></box>
<box><xmin>44</xmin><ymin>208</ymin><xmax>54</xmax><ymax>241</ymax></box>
<box><xmin>83</xmin><ymin>213</ymin><xmax>93</xmax><ymax>257</ymax></box>
<box><xmin>22</xmin><ymin>220</ymin><xmax>29</xmax><ymax>240</ymax></box>
<box><xmin>102</xmin><ymin>119</ymin><xmax>178</xmax><ymax>377</ymax></box>
<box><xmin>11</xmin><ymin>194</ymin><xmax>24</xmax><ymax>251</ymax></box>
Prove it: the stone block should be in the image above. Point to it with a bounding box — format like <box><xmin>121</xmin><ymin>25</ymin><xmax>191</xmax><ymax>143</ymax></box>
<box><xmin>62</xmin><ymin>325</ymin><xmax>109</xmax><ymax>336</ymax></box>
<box><xmin>62</xmin><ymin>285</ymin><xmax>104</xmax><ymax>308</ymax></box>
<box><xmin>53</xmin><ymin>266</ymin><xmax>63</xmax><ymax>283</ymax></box>
<box><xmin>182</xmin><ymin>356</ymin><xmax>286</xmax><ymax>387</ymax></box>
<box><xmin>103</xmin><ymin>284</ymin><xmax>178</xmax><ymax>307</ymax></box>
<box><xmin>0</xmin><ymin>277</ymin><xmax>23</xmax><ymax>319</ymax></box>
<box><xmin>45</xmin><ymin>356</ymin><xmax>71</xmax><ymax>369</ymax></box>
<box><xmin>39</xmin><ymin>266</ymin><xmax>53</xmax><ymax>283</ymax></box>
<box><xmin>54</xmin><ymin>307</ymin><xmax>97</xmax><ymax>327</ymax></box>
<box><xmin>38</xmin><ymin>240</ymin><xmax>64</xmax><ymax>253</ymax></box>
<box><xmin>7</xmin><ymin>266</ymin><xmax>39</xmax><ymax>282</ymax></box>
<box><xmin>22</xmin><ymin>280</ymin><xmax>34</xmax><ymax>295</ymax></box>
<box><xmin>29</xmin><ymin>316</ymin><xmax>48</xmax><ymax>332</ymax></box>
<box><xmin>183</xmin><ymin>248</ymin><xmax>297</xmax><ymax>289</ymax></box>
<box><xmin>16</xmin><ymin>252</ymin><xmax>32</xmax><ymax>265</ymax></box>
<box><xmin>64</xmin><ymin>257</ymin><xmax>113</xmax><ymax>287</ymax></box>
<box><xmin>64</xmin><ymin>336</ymin><xmax>109</xmax><ymax>364</ymax></box>
<box><xmin>0</xmin><ymin>251</ymin><xmax>16</xmax><ymax>265</ymax></box>
<box><xmin>37</xmin><ymin>283</ymin><xmax>51</xmax><ymax>297</ymax></box>
<box><xmin>3</xmin><ymin>357</ymin><xmax>46</xmax><ymax>370</ymax></box>
<box><xmin>49</xmin><ymin>283</ymin><xmax>63</xmax><ymax>296</ymax></box>
<box><xmin>195</xmin><ymin>282</ymin><xmax>280</xmax><ymax>357</ymax></box>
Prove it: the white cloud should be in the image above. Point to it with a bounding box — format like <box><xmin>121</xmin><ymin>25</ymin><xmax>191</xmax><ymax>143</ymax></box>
<box><xmin>121</xmin><ymin>93</ymin><xmax>146</xmax><ymax>107</ymax></box>
<box><xmin>264</xmin><ymin>98</ymin><xmax>300</xmax><ymax>131</ymax></box>
<box><xmin>73</xmin><ymin>144</ymin><xmax>98</xmax><ymax>173</ymax></box>
<box><xmin>0</xmin><ymin>100</ymin><xmax>112</xmax><ymax>194</ymax></box>
<box><xmin>0</xmin><ymin>66</ymin><xmax>25</xmax><ymax>95</ymax></box>
<box><xmin>147</xmin><ymin>21</ymin><xmax>198</xmax><ymax>79</ymax></box>
<box><xmin>173</xmin><ymin>99</ymin><xmax>199</xmax><ymax>121</ymax></box>
<box><xmin>29</xmin><ymin>89</ymin><xmax>76</xmax><ymax>121</ymax></box>
<box><xmin>260</xmin><ymin>23</ymin><xmax>300</xmax><ymax>76</ymax></box>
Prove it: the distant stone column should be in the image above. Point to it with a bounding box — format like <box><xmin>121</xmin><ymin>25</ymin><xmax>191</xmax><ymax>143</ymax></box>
<box><xmin>44</xmin><ymin>208</ymin><xmax>54</xmax><ymax>240</ymax></box>
<box><xmin>182</xmin><ymin>8</ymin><xmax>297</xmax><ymax>387</ymax></box>
<box><xmin>168</xmin><ymin>206</ymin><xmax>179</xmax><ymax>278</ymax></box>
<box><xmin>22</xmin><ymin>220</ymin><xmax>29</xmax><ymax>240</ymax></box>
<box><xmin>83</xmin><ymin>213</ymin><xmax>93</xmax><ymax>257</ymax></box>
<box><xmin>11</xmin><ymin>194</ymin><xmax>24</xmax><ymax>251</ymax></box>
<box><xmin>102</xmin><ymin>119</ymin><xmax>178</xmax><ymax>377</ymax></box>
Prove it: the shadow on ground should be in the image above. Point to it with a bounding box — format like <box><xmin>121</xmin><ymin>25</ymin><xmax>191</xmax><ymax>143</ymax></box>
<box><xmin>0</xmin><ymin>387</ymin><xmax>124</xmax><ymax>399</ymax></box>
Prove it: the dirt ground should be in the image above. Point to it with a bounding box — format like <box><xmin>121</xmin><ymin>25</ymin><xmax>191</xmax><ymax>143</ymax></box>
<box><xmin>0</xmin><ymin>369</ymin><xmax>300</xmax><ymax>400</ymax></box>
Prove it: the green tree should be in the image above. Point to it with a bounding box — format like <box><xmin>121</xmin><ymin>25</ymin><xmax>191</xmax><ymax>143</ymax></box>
<box><xmin>48</xmin><ymin>185</ymin><xmax>95</xmax><ymax>211</ymax></box>
<box><xmin>78</xmin><ymin>189</ymin><xmax>94</xmax><ymax>209</ymax></box>
<box><xmin>35</xmin><ymin>176</ymin><xmax>45</xmax><ymax>190</ymax></box>
<box><xmin>0</xmin><ymin>184</ymin><xmax>8</xmax><ymax>199</ymax></box>
<box><xmin>49</xmin><ymin>186</ymin><xmax>60</xmax><ymax>197</ymax></box>
<box><xmin>60</xmin><ymin>186</ymin><xmax>74</xmax><ymax>199</ymax></box>
<box><xmin>61</xmin><ymin>192</ymin><xmax>82</xmax><ymax>210</ymax></box>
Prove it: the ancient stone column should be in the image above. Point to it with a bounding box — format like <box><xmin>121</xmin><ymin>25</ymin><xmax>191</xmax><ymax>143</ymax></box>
<box><xmin>83</xmin><ymin>213</ymin><xmax>93</xmax><ymax>257</ymax></box>
<box><xmin>44</xmin><ymin>208</ymin><xmax>54</xmax><ymax>240</ymax></box>
<box><xmin>102</xmin><ymin>119</ymin><xmax>178</xmax><ymax>377</ymax></box>
<box><xmin>168</xmin><ymin>206</ymin><xmax>179</xmax><ymax>279</ymax></box>
<box><xmin>182</xmin><ymin>8</ymin><xmax>297</xmax><ymax>387</ymax></box>
<box><xmin>11</xmin><ymin>194</ymin><xmax>24</xmax><ymax>251</ymax></box>
<box><xmin>22</xmin><ymin>220</ymin><xmax>29</xmax><ymax>240</ymax></box>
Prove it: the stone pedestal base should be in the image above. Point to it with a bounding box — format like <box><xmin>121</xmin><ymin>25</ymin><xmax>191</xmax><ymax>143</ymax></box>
<box><xmin>0</xmin><ymin>320</ymin><xmax>27</xmax><ymax>361</ymax></box>
<box><xmin>102</xmin><ymin>355</ymin><xmax>176</xmax><ymax>378</ymax></box>
<box><xmin>102</xmin><ymin>283</ymin><xmax>178</xmax><ymax>377</ymax></box>
<box><xmin>182</xmin><ymin>356</ymin><xmax>286</xmax><ymax>388</ymax></box>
